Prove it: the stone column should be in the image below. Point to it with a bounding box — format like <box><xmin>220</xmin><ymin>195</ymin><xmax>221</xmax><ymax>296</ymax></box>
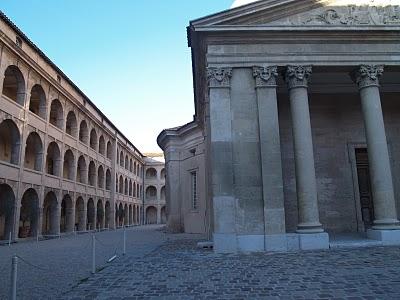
<box><xmin>285</xmin><ymin>66</ymin><xmax>325</xmax><ymax>235</ymax></box>
<box><xmin>352</xmin><ymin>65</ymin><xmax>400</xmax><ymax>237</ymax></box>
<box><xmin>253</xmin><ymin>66</ymin><xmax>286</xmax><ymax>251</ymax></box>
<box><xmin>207</xmin><ymin>67</ymin><xmax>237</xmax><ymax>252</ymax></box>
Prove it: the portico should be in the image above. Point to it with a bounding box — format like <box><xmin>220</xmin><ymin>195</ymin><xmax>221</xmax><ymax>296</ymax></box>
<box><xmin>158</xmin><ymin>0</ymin><xmax>400</xmax><ymax>253</ymax></box>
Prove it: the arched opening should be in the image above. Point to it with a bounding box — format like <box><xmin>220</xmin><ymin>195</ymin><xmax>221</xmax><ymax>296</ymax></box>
<box><xmin>129</xmin><ymin>205</ymin><xmax>133</xmax><ymax>225</ymax></box>
<box><xmin>96</xmin><ymin>200</ymin><xmax>104</xmax><ymax>230</ymax></box>
<box><xmin>75</xmin><ymin>197</ymin><xmax>85</xmax><ymax>231</ymax></box>
<box><xmin>133</xmin><ymin>162</ymin><xmax>137</xmax><ymax>175</ymax></box>
<box><xmin>2</xmin><ymin>65</ymin><xmax>25</xmax><ymax>105</ymax></box>
<box><xmin>133</xmin><ymin>183</ymin><xmax>136</xmax><ymax>198</ymax></box>
<box><xmin>65</xmin><ymin>111</ymin><xmax>78</xmax><ymax>137</ymax></box>
<box><xmin>89</xmin><ymin>128</ymin><xmax>97</xmax><ymax>151</ymax></box>
<box><xmin>46</xmin><ymin>142</ymin><xmax>61</xmax><ymax>176</ymax></box>
<box><xmin>124</xmin><ymin>155</ymin><xmax>129</xmax><ymax>169</ymax></box>
<box><xmin>97</xmin><ymin>166</ymin><xmax>104</xmax><ymax>188</ymax></box>
<box><xmin>129</xmin><ymin>180</ymin><xmax>132</xmax><ymax>196</ymax></box>
<box><xmin>119</xmin><ymin>175</ymin><xmax>123</xmax><ymax>194</ymax></box>
<box><xmin>99</xmin><ymin>135</ymin><xmax>105</xmax><ymax>155</ymax></box>
<box><xmin>146</xmin><ymin>206</ymin><xmax>157</xmax><ymax>225</ymax></box>
<box><xmin>137</xmin><ymin>164</ymin><xmax>140</xmax><ymax>176</ymax></box>
<box><xmin>49</xmin><ymin>99</ymin><xmax>64</xmax><ymax>129</ymax></box>
<box><xmin>146</xmin><ymin>168</ymin><xmax>157</xmax><ymax>179</ymax></box>
<box><xmin>19</xmin><ymin>188</ymin><xmax>39</xmax><ymax>238</ymax></box>
<box><xmin>29</xmin><ymin>84</ymin><xmax>46</xmax><ymax>118</ymax></box>
<box><xmin>161</xmin><ymin>206</ymin><xmax>167</xmax><ymax>224</ymax></box>
<box><xmin>0</xmin><ymin>184</ymin><xmax>15</xmax><ymax>240</ymax></box>
<box><xmin>105</xmin><ymin>169</ymin><xmax>111</xmax><ymax>190</ymax></box>
<box><xmin>88</xmin><ymin>161</ymin><xmax>96</xmax><ymax>186</ymax></box>
<box><xmin>60</xmin><ymin>194</ymin><xmax>73</xmax><ymax>233</ymax></box>
<box><xmin>129</xmin><ymin>159</ymin><xmax>133</xmax><ymax>172</ymax></box>
<box><xmin>106</xmin><ymin>141</ymin><xmax>112</xmax><ymax>159</ymax></box>
<box><xmin>119</xmin><ymin>151</ymin><xmax>124</xmax><ymax>167</ymax></box>
<box><xmin>63</xmin><ymin>149</ymin><xmax>75</xmax><ymax>180</ymax></box>
<box><xmin>137</xmin><ymin>183</ymin><xmax>140</xmax><ymax>198</ymax></box>
<box><xmin>116</xmin><ymin>178</ymin><xmax>118</xmax><ymax>193</ymax></box>
<box><xmin>77</xmin><ymin>155</ymin><xmax>87</xmax><ymax>184</ymax></box>
<box><xmin>133</xmin><ymin>205</ymin><xmax>137</xmax><ymax>224</ymax></box>
<box><xmin>79</xmin><ymin>120</ymin><xmax>88</xmax><ymax>144</ymax></box>
<box><xmin>42</xmin><ymin>191</ymin><xmax>58</xmax><ymax>236</ymax></box>
<box><xmin>24</xmin><ymin>132</ymin><xmax>43</xmax><ymax>171</ymax></box>
<box><xmin>0</xmin><ymin>119</ymin><xmax>21</xmax><ymax>165</ymax></box>
<box><xmin>124</xmin><ymin>204</ymin><xmax>129</xmax><ymax>226</ymax></box>
<box><xmin>105</xmin><ymin>201</ymin><xmax>111</xmax><ymax>228</ymax></box>
<box><xmin>146</xmin><ymin>186</ymin><xmax>157</xmax><ymax>200</ymax></box>
<box><xmin>124</xmin><ymin>178</ymin><xmax>128</xmax><ymax>195</ymax></box>
<box><xmin>161</xmin><ymin>168</ymin><xmax>166</xmax><ymax>179</ymax></box>
<box><xmin>115</xmin><ymin>204</ymin><xmax>118</xmax><ymax>226</ymax></box>
<box><xmin>87</xmin><ymin>198</ymin><xmax>95</xmax><ymax>230</ymax></box>
<box><xmin>161</xmin><ymin>186</ymin><xmax>166</xmax><ymax>200</ymax></box>
<box><xmin>118</xmin><ymin>203</ymin><xmax>124</xmax><ymax>227</ymax></box>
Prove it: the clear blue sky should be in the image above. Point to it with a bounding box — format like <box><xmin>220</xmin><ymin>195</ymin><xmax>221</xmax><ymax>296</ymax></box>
<box><xmin>1</xmin><ymin>0</ymin><xmax>233</xmax><ymax>153</ymax></box>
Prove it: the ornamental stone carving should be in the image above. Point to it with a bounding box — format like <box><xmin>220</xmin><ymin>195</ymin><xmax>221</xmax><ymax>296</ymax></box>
<box><xmin>284</xmin><ymin>5</ymin><xmax>400</xmax><ymax>26</ymax></box>
<box><xmin>207</xmin><ymin>67</ymin><xmax>232</xmax><ymax>88</ymax></box>
<box><xmin>284</xmin><ymin>66</ymin><xmax>312</xmax><ymax>90</ymax></box>
<box><xmin>352</xmin><ymin>65</ymin><xmax>384</xmax><ymax>90</ymax></box>
<box><xmin>253</xmin><ymin>66</ymin><xmax>278</xmax><ymax>88</ymax></box>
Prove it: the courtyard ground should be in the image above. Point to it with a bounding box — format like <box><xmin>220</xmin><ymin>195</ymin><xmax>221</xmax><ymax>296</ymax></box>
<box><xmin>2</xmin><ymin>226</ymin><xmax>400</xmax><ymax>299</ymax></box>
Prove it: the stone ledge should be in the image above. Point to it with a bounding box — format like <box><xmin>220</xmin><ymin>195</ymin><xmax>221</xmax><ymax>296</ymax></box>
<box><xmin>367</xmin><ymin>229</ymin><xmax>400</xmax><ymax>246</ymax></box>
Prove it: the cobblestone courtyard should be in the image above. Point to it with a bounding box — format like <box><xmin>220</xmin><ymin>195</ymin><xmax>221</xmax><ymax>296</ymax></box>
<box><xmin>64</xmin><ymin>237</ymin><xmax>400</xmax><ymax>299</ymax></box>
<box><xmin>2</xmin><ymin>227</ymin><xmax>400</xmax><ymax>299</ymax></box>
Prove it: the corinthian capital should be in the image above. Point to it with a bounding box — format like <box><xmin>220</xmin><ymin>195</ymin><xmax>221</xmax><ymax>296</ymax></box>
<box><xmin>352</xmin><ymin>65</ymin><xmax>384</xmax><ymax>90</ymax></box>
<box><xmin>253</xmin><ymin>66</ymin><xmax>278</xmax><ymax>88</ymax></box>
<box><xmin>207</xmin><ymin>67</ymin><xmax>232</xmax><ymax>88</ymax></box>
<box><xmin>284</xmin><ymin>65</ymin><xmax>312</xmax><ymax>89</ymax></box>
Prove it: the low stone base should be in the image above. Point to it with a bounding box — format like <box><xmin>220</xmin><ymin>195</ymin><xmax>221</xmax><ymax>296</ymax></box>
<box><xmin>265</xmin><ymin>234</ymin><xmax>288</xmax><ymax>252</ymax></box>
<box><xmin>237</xmin><ymin>235</ymin><xmax>264</xmax><ymax>252</ymax></box>
<box><xmin>298</xmin><ymin>232</ymin><xmax>330</xmax><ymax>250</ymax></box>
<box><xmin>213</xmin><ymin>233</ymin><xmax>237</xmax><ymax>253</ymax></box>
<box><xmin>367</xmin><ymin>229</ymin><xmax>400</xmax><ymax>245</ymax></box>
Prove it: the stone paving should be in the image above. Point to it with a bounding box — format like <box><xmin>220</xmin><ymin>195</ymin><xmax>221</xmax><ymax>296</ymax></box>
<box><xmin>0</xmin><ymin>225</ymin><xmax>192</xmax><ymax>300</ymax></box>
<box><xmin>63</xmin><ymin>239</ymin><xmax>400</xmax><ymax>300</ymax></box>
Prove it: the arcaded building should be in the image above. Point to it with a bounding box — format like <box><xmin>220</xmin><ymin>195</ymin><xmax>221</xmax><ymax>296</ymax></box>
<box><xmin>0</xmin><ymin>12</ymin><xmax>146</xmax><ymax>241</ymax></box>
<box><xmin>158</xmin><ymin>0</ymin><xmax>400</xmax><ymax>252</ymax></box>
<box><xmin>143</xmin><ymin>154</ymin><xmax>166</xmax><ymax>225</ymax></box>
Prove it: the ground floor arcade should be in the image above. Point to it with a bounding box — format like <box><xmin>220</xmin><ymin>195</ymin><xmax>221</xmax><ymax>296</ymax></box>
<box><xmin>0</xmin><ymin>183</ymin><xmax>143</xmax><ymax>241</ymax></box>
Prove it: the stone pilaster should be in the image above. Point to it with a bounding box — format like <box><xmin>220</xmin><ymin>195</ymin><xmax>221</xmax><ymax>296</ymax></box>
<box><xmin>253</xmin><ymin>66</ymin><xmax>286</xmax><ymax>251</ymax></box>
<box><xmin>352</xmin><ymin>65</ymin><xmax>400</xmax><ymax>234</ymax></box>
<box><xmin>207</xmin><ymin>67</ymin><xmax>236</xmax><ymax>253</ymax></box>
<box><xmin>285</xmin><ymin>66</ymin><xmax>324</xmax><ymax>234</ymax></box>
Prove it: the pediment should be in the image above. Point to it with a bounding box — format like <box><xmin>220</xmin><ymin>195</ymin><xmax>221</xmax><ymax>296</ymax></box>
<box><xmin>191</xmin><ymin>0</ymin><xmax>400</xmax><ymax>27</ymax></box>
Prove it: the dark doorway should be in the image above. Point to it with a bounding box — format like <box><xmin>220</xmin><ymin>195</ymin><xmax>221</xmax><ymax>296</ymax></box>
<box><xmin>355</xmin><ymin>148</ymin><xmax>374</xmax><ymax>229</ymax></box>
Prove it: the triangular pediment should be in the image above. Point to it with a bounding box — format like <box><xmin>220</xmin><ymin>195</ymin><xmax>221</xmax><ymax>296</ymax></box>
<box><xmin>190</xmin><ymin>0</ymin><xmax>400</xmax><ymax>27</ymax></box>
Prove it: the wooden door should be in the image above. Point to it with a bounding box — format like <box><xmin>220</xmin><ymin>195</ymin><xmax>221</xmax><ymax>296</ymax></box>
<box><xmin>355</xmin><ymin>148</ymin><xmax>374</xmax><ymax>229</ymax></box>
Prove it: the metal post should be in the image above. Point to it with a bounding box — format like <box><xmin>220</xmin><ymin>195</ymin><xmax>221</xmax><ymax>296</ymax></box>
<box><xmin>10</xmin><ymin>256</ymin><xmax>17</xmax><ymax>300</ymax></box>
<box><xmin>123</xmin><ymin>226</ymin><xmax>126</xmax><ymax>255</ymax></box>
<box><xmin>91</xmin><ymin>234</ymin><xmax>96</xmax><ymax>274</ymax></box>
<box><xmin>8</xmin><ymin>231</ymin><xmax>12</xmax><ymax>246</ymax></box>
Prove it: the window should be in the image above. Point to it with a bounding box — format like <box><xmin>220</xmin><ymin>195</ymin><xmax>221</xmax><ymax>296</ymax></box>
<box><xmin>191</xmin><ymin>171</ymin><xmax>198</xmax><ymax>210</ymax></box>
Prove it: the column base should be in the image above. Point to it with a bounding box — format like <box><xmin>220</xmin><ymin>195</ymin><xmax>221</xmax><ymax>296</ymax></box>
<box><xmin>296</xmin><ymin>222</ymin><xmax>324</xmax><ymax>234</ymax></box>
<box><xmin>298</xmin><ymin>232</ymin><xmax>329</xmax><ymax>250</ymax></box>
<box><xmin>372</xmin><ymin>218</ymin><xmax>400</xmax><ymax>230</ymax></box>
<box><xmin>367</xmin><ymin>229</ymin><xmax>400</xmax><ymax>245</ymax></box>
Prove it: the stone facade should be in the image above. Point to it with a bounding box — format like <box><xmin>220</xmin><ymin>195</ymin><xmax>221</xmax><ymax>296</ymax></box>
<box><xmin>0</xmin><ymin>12</ymin><xmax>155</xmax><ymax>241</ymax></box>
<box><xmin>158</xmin><ymin>0</ymin><xmax>400</xmax><ymax>252</ymax></box>
<box><xmin>143</xmin><ymin>155</ymin><xmax>166</xmax><ymax>225</ymax></box>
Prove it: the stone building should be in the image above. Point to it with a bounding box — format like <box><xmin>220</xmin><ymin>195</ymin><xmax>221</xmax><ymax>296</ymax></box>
<box><xmin>158</xmin><ymin>0</ymin><xmax>400</xmax><ymax>252</ymax></box>
<box><xmin>0</xmin><ymin>12</ymin><xmax>147</xmax><ymax>241</ymax></box>
<box><xmin>143</xmin><ymin>154</ymin><xmax>166</xmax><ymax>225</ymax></box>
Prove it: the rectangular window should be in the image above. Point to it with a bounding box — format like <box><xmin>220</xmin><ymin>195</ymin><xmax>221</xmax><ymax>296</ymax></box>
<box><xmin>191</xmin><ymin>171</ymin><xmax>198</xmax><ymax>210</ymax></box>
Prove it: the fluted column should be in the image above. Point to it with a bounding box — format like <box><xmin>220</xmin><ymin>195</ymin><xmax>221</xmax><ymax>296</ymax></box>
<box><xmin>253</xmin><ymin>66</ymin><xmax>286</xmax><ymax>244</ymax></box>
<box><xmin>352</xmin><ymin>65</ymin><xmax>399</xmax><ymax>230</ymax></box>
<box><xmin>285</xmin><ymin>66</ymin><xmax>323</xmax><ymax>234</ymax></box>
